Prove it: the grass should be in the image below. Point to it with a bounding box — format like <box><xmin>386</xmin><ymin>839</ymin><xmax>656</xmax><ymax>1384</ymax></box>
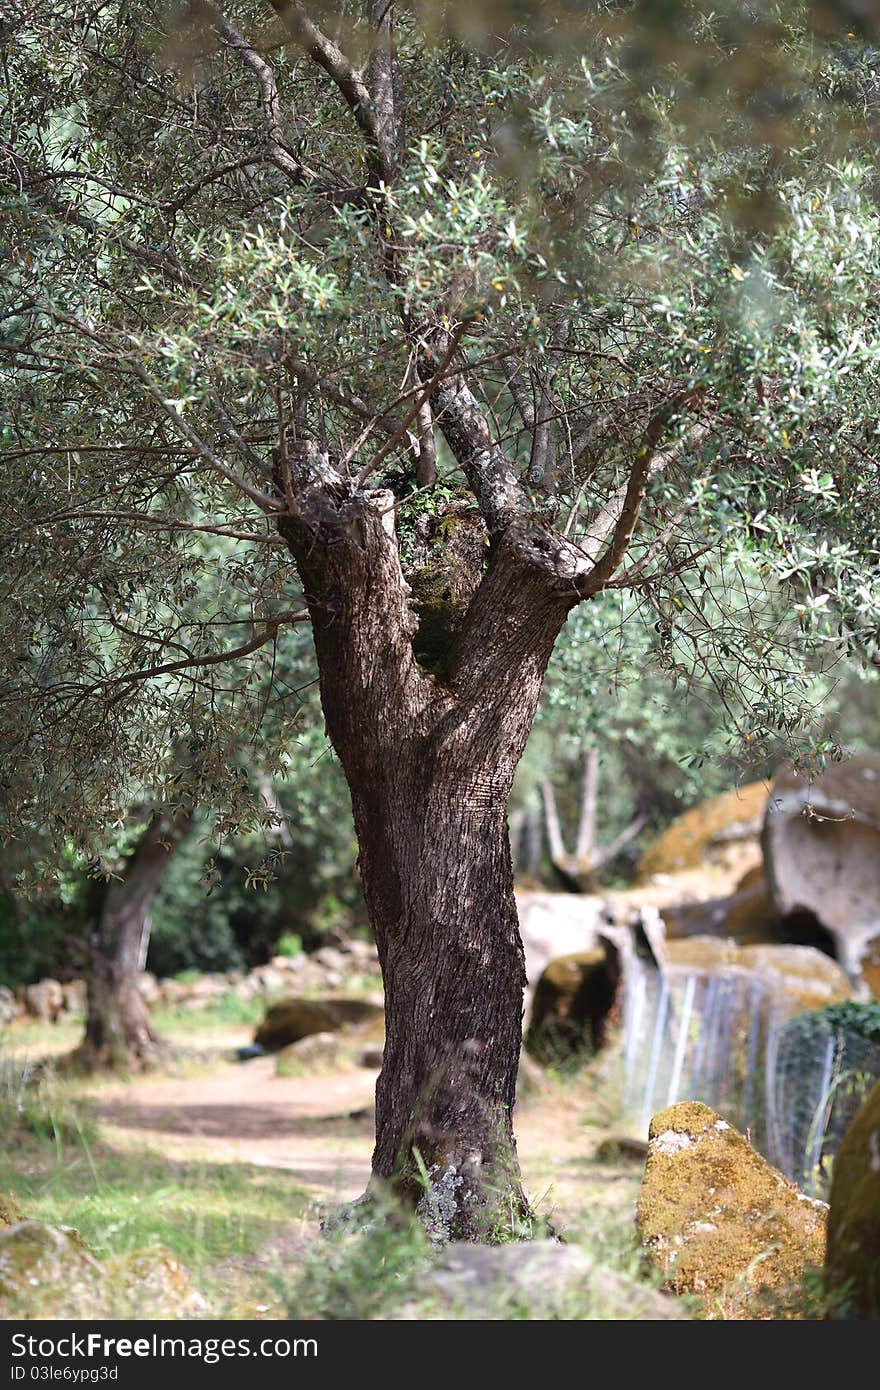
<box><xmin>0</xmin><ymin>1010</ymin><xmax>842</xmax><ymax>1322</ymax></box>
<box><xmin>0</xmin><ymin>1047</ymin><xmax>311</xmax><ymax>1317</ymax></box>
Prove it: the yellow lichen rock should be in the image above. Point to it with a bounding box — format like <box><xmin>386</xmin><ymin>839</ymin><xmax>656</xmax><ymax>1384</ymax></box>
<box><xmin>637</xmin><ymin>782</ymin><xmax>769</xmax><ymax>882</ymax></box>
<box><xmin>637</xmin><ymin>1101</ymin><xmax>826</xmax><ymax>1310</ymax></box>
<box><xmin>826</xmin><ymin>1077</ymin><xmax>880</xmax><ymax>1319</ymax></box>
<box><xmin>0</xmin><ymin>1195</ymin><xmax>23</xmax><ymax>1230</ymax></box>
<box><xmin>664</xmin><ymin>938</ymin><xmax>851</xmax><ymax>1015</ymax></box>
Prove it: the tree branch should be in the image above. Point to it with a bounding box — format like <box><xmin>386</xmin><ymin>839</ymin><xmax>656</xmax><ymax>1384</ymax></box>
<box><xmin>269</xmin><ymin>0</ymin><xmax>394</xmax><ymax>184</ymax></box>
<box><xmin>540</xmin><ymin>777</ymin><xmax>568</xmax><ymax>864</ymax></box>
<box><xmin>204</xmin><ymin>6</ymin><xmax>311</xmax><ymax>186</ymax></box>
<box><xmin>359</xmin><ymin>322</ymin><xmax>465</xmax><ymax>483</ymax></box>
<box><xmin>576</xmin><ymin>396</ymin><xmax>701</xmax><ymax>597</ymax></box>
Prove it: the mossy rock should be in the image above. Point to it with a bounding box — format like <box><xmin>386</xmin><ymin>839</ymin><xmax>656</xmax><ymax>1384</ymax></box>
<box><xmin>637</xmin><ymin>1101</ymin><xmax>827</xmax><ymax>1307</ymax></box>
<box><xmin>275</xmin><ymin>1031</ymin><xmax>350</xmax><ymax>1076</ymax></box>
<box><xmin>0</xmin><ymin>1195</ymin><xmax>23</xmax><ymax>1230</ymax></box>
<box><xmin>109</xmin><ymin>1245</ymin><xmax>208</xmax><ymax>1318</ymax></box>
<box><xmin>254</xmin><ymin>996</ymin><xmax>385</xmax><ymax>1052</ymax></box>
<box><xmin>636</xmin><ymin>782</ymin><xmax>768</xmax><ymax>881</ymax></box>
<box><xmin>826</xmin><ymin>1076</ymin><xmax>880</xmax><ymax>1318</ymax></box>
<box><xmin>525</xmin><ymin>948</ymin><xmax>619</xmax><ymax>1065</ymax></box>
<box><xmin>664</xmin><ymin>938</ymin><xmax>851</xmax><ymax>1015</ymax></box>
<box><xmin>0</xmin><ymin>1222</ymin><xmax>207</xmax><ymax>1318</ymax></box>
<box><xmin>0</xmin><ymin>1222</ymin><xmax>105</xmax><ymax>1313</ymax></box>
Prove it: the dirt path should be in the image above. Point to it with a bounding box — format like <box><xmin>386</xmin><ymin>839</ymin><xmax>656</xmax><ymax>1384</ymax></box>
<box><xmin>81</xmin><ymin>1034</ymin><xmax>642</xmax><ymax>1235</ymax></box>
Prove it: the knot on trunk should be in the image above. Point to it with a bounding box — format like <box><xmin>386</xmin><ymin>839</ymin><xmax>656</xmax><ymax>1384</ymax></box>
<box><xmin>404</xmin><ymin>493</ymin><xmax>488</xmax><ymax>677</ymax></box>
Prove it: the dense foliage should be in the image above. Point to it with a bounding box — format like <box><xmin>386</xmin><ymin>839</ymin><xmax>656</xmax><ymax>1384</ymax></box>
<box><xmin>1</xmin><ymin>1</ymin><xmax>879</xmax><ymax>974</ymax></box>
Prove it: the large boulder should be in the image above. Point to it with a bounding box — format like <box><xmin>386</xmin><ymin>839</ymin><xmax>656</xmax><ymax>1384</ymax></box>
<box><xmin>0</xmin><ymin>986</ymin><xmax>20</xmax><ymax>1025</ymax></box>
<box><xmin>0</xmin><ymin>1222</ymin><xmax>105</xmax><ymax>1312</ymax></box>
<box><xmin>275</xmin><ymin>1031</ymin><xmax>349</xmax><ymax>1075</ymax></box>
<box><xmin>21</xmin><ymin>978</ymin><xmax>64</xmax><ymax>1022</ymax></box>
<box><xmin>525</xmin><ymin>947</ymin><xmax>621</xmax><ymax>1065</ymax></box>
<box><xmin>763</xmin><ymin>753</ymin><xmax>880</xmax><ymax>981</ymax></box>
<box><xmin>637</xmin><ymin>1101</ymin><xmax>827</xmax><ymax>1309</ymax></box>
<box><xmin>515</xmin><ymin>891</ymin><xmax>603</xmax><ymax>998</ymax></box>
<box><xmin>393</xmin><ymin>1240</ymin><xmax>689</xmax><ymax>1320</ymax></box>
<box><xmin>664</xmin><ymin>938</ymin><xmax>851</xmax><ymax>1015</ymax></box>
<box><xmin>826</xmin><ymin>1075</ymin><xmax>880</xmax><ymax>1318</ymax></box>
<box><xmin>637</xmin><ymin>783</ymin><xmax>768</xmax><ymax>883</ymax></box>
<box><xmin>254</xmin><ymin>996</ymin><xmax>384</xmax><ymax>1052</ymax></box>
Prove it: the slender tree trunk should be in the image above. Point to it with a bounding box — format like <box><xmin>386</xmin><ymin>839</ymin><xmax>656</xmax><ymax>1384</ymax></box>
<box><xmin>71</xmin><ymin>811</ymin><xmax>190</xmax><ymax>1072</ymax></box>
<box><xmin>278</xmin><ymin>470</ymin><xmax>574</xmax><ymax>1236</ymax></box>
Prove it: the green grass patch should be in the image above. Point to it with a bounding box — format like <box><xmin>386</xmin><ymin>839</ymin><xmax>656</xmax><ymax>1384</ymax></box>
<box><xmin>8</xmin><ymin>1142</ymin><xmax>308</xmax><ymax>1269</ymax></box>
<box><xmin>150</xmin><ymin>992</ymin><xmax>265</xmax><ymax>1036</ymax></box>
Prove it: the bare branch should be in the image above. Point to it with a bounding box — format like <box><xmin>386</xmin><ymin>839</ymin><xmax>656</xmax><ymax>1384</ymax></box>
<box><xmin>540</xmin><ymin>777</ymin><xmax>567</xmax><ymax>864</ymax></box>
<box><xmin>592</xmin><ymin>812</ymin><xmax>648</xmax><ymax>869</ymax></box>
<box><xmin>527</xmin><ymin>316</ymin><xmax>569</xmax><ymax>487</ymax></box>
<box><xmin>360</xmin><ymin>322</ymin><xmax>465</xmax><ymax>483</ymax></box>
<box><xmin>414</xmin><ymin>401</ymin><xmax>437</xmax><ymax>487</ymax></box>
<box><xmin>269</xmin><ymin>0</ymin><xmax>394</xmax><ymax>184</ymax></box>
<box><xmin>574</xmin><ymin>743</ymin><xmax>598</xmax><ymax>863</ymax></box>
<box><xmin>577</xmin><ymin>396</ymin><xmax>702</xmax><ymax>597</ymax></box>
<box><xmin>205</xmin><ymin>7</ymin><xmax>311</xmax><ymax>185</ymax></box>
<box><xmin>426</xmin><ymin>331</ymin><xmax>527</xmax><ymax>533</ymax></box>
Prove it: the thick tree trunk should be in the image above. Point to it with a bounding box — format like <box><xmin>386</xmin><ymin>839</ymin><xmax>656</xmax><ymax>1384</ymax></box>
<box><xmin>351</xmin><ymin>740</ymin><xmax>530</xmax><ymax>1239</ymax></box>
<box><xmin>277</xmin><ymin>470</ymin><xmax>575</xmax><ymax>1236</ymax></box>
<box><xmin>71</xmin><ymin>811</ymin><xmax>190</xmax><ymax>1072</ymax></box>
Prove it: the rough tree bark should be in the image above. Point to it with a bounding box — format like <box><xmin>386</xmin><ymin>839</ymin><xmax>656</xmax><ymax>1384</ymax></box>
<box><xmin>70</xmin><ymin>810</ymin><xmax>191</xmax><ymax>1072</ymax></box>
<box><xmin>276</xmin><ymin>452</ymin><xmax>586</xmax><ymax>1237</ymax></box>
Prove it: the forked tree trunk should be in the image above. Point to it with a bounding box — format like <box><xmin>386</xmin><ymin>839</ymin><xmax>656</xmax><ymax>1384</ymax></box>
<box><xmin>278</xmin><ymin>472</ymin><xmax>576</xmax><ymax>1237</ymax></box>
<box><xmin>71</xmin><ymin>811</ymin><xmax>190</xmax><ymax>1072</ymax></box>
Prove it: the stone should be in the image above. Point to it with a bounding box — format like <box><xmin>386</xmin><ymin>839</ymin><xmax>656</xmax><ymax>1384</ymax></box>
<box><xmin>0</xmin><ymin>986</ymin><xmax>20</xmax><ymax>1025</ymax></box>
<box><xmin>0</xmin><ymin>1220</ymin><xmax>208</xmax><ymax>1318</ymax></box>
<box><xmin>637</xmin><ymin>1101</ymin><xmax>827</xmax><ymax>1307</ymax></box>
<box><xmin>525</xmin><ymin>947</ymin><xmax>620</xmax><ymax>1064</ymax></box>
<box><xmin>0</xmin><ymin>1196</ymin><xmax>23</xmax><ymax>1229</ymax></box>
<box><xmin>664</xmin><ymin>938</ymin><xmax>851</xmax><ymax>1015</ymax></box>
<box><xmin>392</xmin><ymin>1240</ymin><xmax>688</xmax><ymax>1320</ymax></box>
<box><xmin>254</xmin><ymin>996</ymin><xmax>385</xmax><ymax>1052</ymax></box>
<box><xmin>311</xmin><ymin>945</ymin><xmax>348</xmax><ymax>973</ymax></box>
<box><xmin>763</xmin><ymin>753</ymin><xmax>880</xmax><ymax>982</ymax></box>
<box><xmin>22</xmin><ymin>978</ymin><xmax>64</xmax><ymax>1022</ymax></box>
<box><xmin>660</xmin><ymin>865</ymin><xmax>781</xmax><ymax>947</ymax></box>
<box><xmin>138</xmin><ymin>972</ymin><xmax>161</xmax><ymax>1005</ymax></box>
<box><xmin>61</xmin><ymin>979</ymin><xmax>86</xmax><ymax>1015</ymax></box>
<box><xmin>357</xmin><ymin>1044</ymin><xmax>385</xmax><ymax>1069</ymax></box>
<box><xmin>637</xmin><ymin>782</ymin><xmax>768</xmax><ymax>882</ymax></box>
<box><xmin>0</xmin><ymin>1222</ymin><xmax>105</xmax><ymax>1313</ymax></box>
<box><xmin>275</xmin><ymin>1032</ymin><xmax>348</xmax><ymax>1075</ymax></box>
<box><xmin>515</xmin><ymin>890</ymin><xmax>603</xmax><ymax>1000</ymax></box>
<box><xmin>108</xmin><ymin>1246</ymin><xmax>209</xmax><ymax>1318</ymax></box>
<box><xmin>862</xmin><ymin>936</ymin><xmax>880</xmax><ymax>1002</ymax></box>
<box><xmin>826</xmin><ymin>1076</ymin><xmax>880</xmax><ymax>1319</ymax></box>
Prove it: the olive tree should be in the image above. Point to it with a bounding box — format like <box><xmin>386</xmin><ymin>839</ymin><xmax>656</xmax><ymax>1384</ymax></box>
<box><xmin>3</xmin><ymin>1</ymin><xmax>879</xmax><ymax>1235</ymax></box>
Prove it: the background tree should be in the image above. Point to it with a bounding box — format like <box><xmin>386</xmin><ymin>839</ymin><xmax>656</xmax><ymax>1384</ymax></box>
<box><xmin>3</xmin><ymin>1</ymin><xmax>880</xmax><ymax>1235</ymax></box>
